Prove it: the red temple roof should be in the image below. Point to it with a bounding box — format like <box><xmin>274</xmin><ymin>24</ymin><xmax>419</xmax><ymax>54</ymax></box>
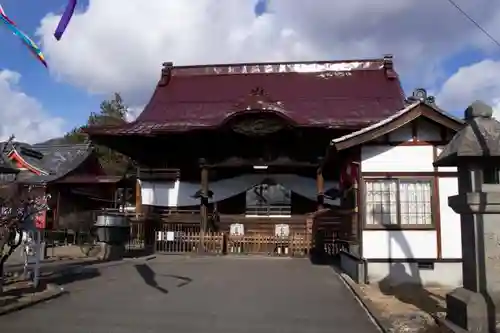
<box><xmin>87</xmin><ymin>55</ymin><xmax>406</xmax><ymax>135</ymax></box>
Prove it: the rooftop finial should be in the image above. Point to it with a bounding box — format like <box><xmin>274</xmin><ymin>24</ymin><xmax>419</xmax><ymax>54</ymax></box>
<box><xmin>405</xmin><ymin>88</ymin><xmax>436</xmax><ymax>105</ymax></box>
<box><xmin>464</xmin><ymin>100</ymin><xmax>493</xmax><ymax>121</ymax></box>
<box><xmin>383</xmin><ymin>54</ymin><xmax>393</xmax><ymax>69</ymax></box>
<box><xmin>383</xmin><ymin>54</ymin><xmax>397</xmax><ymax>79</ymax></box>
<box><xmin>158</xmin><ymin>62</ymin><xmax>173</xmax><ymax>87</ymax></box>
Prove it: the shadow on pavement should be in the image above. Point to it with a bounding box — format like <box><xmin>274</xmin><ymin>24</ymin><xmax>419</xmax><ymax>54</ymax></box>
<box><xmin>134</xmin><ymin>264</ymin><xmax>169</xmax><ymax>294</ymax></box>
<box><xmin>134</xmin><ymin>263</ymin><xmax>193</xmax><ymax>294</ymax></box>
<box><xmin>160</xmin><ymin>274</ymin><xmax>192</xmax><ymax>288</ymax></box>
<box><xmin>124</xmin><ymin>247</ymin><xmax>155</xmax><ymax>259</ymax></box>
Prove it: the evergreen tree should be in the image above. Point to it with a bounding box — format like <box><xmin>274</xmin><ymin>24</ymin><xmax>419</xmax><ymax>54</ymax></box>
<box><xmin>64</xmin><ymin>93</ymin><xmax>131</xmax><ymax>175</ymax></box>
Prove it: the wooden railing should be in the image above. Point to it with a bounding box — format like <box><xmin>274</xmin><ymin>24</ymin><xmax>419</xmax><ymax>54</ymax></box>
<box><xmin>226</xmin><ymin>233</ymin><xmax>308</xmax><ymax>256</ymax></box>
<box><xmin>155</xmin><ymin>230</ymin><xmax>224</xmax><ymax>254</ymax></box>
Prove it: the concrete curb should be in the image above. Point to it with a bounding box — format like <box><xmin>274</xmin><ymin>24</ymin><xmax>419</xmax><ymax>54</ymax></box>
<box><xmin>337</xmin><ymin>271</ymin><xmax>393</xmax><ymax>333</ymax></box>
<box><xmin>0</xmin><ymin>284</ymin><xmax>67</xmax><ymax>316</ymax></box>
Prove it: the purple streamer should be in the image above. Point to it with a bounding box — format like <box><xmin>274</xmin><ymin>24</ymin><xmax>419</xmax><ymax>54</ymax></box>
<box><xmin>54</xmin><ymin>0</ymin><xmax>77</xmax><ymax>41</ymax></box>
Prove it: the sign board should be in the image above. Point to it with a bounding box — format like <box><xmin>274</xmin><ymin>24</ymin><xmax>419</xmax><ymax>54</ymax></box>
<box><xmin>230</xmin><ymin>223</ymin><xmax>245</xmax><ymax>236</ymax></box>
<box><xmin>166</xmin><ymin>231</ymin><xmax>175</xmax><ymax>241</ymax></box>
<box><xmin>275</xmin><ymin>224</ymin><xmax>290</xmax><ymax>238</ymax></box>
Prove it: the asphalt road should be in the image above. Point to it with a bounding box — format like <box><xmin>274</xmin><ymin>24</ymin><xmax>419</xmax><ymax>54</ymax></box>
<box><xmin>0</xmin><ymin>256</ymin><xmax>379</xmax><ymax>333</ymax></box>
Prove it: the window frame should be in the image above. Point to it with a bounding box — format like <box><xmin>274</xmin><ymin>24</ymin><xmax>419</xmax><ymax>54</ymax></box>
<box><xmin>362</xmin><ymin>176</ymin><xmax>435</xmax><ymax>230</ymax></box>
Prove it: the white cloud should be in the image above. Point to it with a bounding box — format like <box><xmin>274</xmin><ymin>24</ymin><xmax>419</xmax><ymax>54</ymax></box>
<box><xmin>35</xmin><ymin>0</ymin><xmax>500</xmax><ymax>108</ymax></box>
<box><xmin>0</xmin><ymin>70</ymin><xmax>65</xmax><ymax>143</ymax></box>
<box><xmin>125</xmin><ymin>106</ymin><xmax>144</xmax><ymax>122</ymax></box>
<box><xmin>436</xmin><ymin>59</ymin><xmax>500</xmax><ymax>118</ymax></box>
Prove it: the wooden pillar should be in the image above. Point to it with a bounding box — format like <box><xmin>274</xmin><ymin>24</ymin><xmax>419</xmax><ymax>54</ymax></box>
<box><xmin>135</xmin><ymin>178</ymin><xmax>142</xmax><ymax>217</ymax></box>
<box><xmin>316</xmin><ymin>157</ymin><xmax>325</xmax><ymax>210</ymax></box>
<box><xmin>352</xmin><ymin>181</ymin><xmax>359</xmax><ymax>240</ymax></box>
<box><xmin>199</xmin><ymin>158</ymin><xmax>209</xmax><ymax>252</ymax></box>
<box><xmin>54</xmin><ymin>189</ymin><xmax>61</xmax><ymax>230</ymax></box>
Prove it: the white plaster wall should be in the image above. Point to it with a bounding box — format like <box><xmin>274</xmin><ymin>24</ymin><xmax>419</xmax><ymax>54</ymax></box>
<box><xmin>140</xmin><ymin>174</ymin><xmax>339</xmax><ymax>207</ymax></box>
<box><xmin>366</xmin><ymin>262</ymin><xmax>462</xmax><ymax>287</ymax></box>
<box><xmin>363</xmin><ymin>230</ymin><xmax>437</xmax><ymax>259</ymax></box>
<box><xmin>361</xmin><ymin>145</ymin><xmax>434</xmax><ymax>172</ymax></box>
<box><xmin>439</xmin><ymin>177</ymin><xmax>462</xmax><ymax>259</ymax></box>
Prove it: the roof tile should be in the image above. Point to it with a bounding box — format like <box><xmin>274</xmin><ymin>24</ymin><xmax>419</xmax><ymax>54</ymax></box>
<box><xmin>88</xmin><ymin>57</ymin><xmax>406</xmax><ymax>135</ymax></box>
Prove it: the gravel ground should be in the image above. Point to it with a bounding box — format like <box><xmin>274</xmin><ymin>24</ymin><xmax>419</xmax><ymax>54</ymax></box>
<box><xmin>0</xmin><ymin>256</ymin><xmax>379</xmax><ymax>333</ymax></box>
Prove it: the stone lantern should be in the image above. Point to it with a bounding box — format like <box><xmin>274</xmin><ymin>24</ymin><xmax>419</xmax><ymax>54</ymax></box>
<box><xmin>434</xmin><ymin>101</ymin><xmax>500</xmax><ymax>333</ymax></box>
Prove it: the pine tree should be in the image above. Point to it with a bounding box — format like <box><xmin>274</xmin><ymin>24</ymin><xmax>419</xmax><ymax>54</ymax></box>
<box><xmin>64</xmin><ymin>93</ymin><xmax>131</xmax><ymax>175</ymax></box>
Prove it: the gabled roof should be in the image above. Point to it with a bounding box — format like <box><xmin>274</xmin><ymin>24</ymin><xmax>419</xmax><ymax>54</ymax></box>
<box><xmin>0</xmin><ymin>142</ymin><xmax>94</xmax><ymax>184</ymax></box>
<box><xmin>86</xmin><ymin>55</ymin><xmax>406</xmax><ymax>136</ymax></box>
<box><xmin>331</xmin><ymin>99</ymin><xmax>465</xmax><ymax>151</ymax></box>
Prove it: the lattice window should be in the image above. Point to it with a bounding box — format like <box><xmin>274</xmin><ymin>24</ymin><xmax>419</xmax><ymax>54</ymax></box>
<box><xmin>365</xmin><ymin>179</ymin><xmax>433</xmax><ymax>227</ymax></box>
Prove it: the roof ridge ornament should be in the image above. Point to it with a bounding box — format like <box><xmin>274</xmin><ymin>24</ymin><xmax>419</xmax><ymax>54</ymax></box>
<box><xmin>158</xmin><ymin>62</ymin><xmax>173</xmax><ymax>87</ymax></box>
<box><xmin>405</xmin><ymin>88</ymin><xmax>436</xmax><ymax>106</ymax></box>
<box><xmin>383</xmin><ymin>54</ymin><xmax>398</xmax><ymax>79</ymax></box>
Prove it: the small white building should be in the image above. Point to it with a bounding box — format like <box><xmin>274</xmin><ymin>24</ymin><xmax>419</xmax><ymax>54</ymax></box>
<box><xmin>330</xmin><ymin>92</ymin><xmax>464</xmax><ymax>287</ymax></box>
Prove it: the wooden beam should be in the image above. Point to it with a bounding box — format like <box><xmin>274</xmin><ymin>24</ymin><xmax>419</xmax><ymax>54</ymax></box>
<box><xmin>206</xmin><ymin>156</ymin><xmax>318</xmax><ymax>169</ymax></box>
<box><xmin>316</xmin><ymin>157</ymin><xmax>324</xmax><ymax>210</ymax></box>
<box><xmin>432</xmin><ymin>146</ymin><xmax>442</xmax><ymax>259</ymax></box>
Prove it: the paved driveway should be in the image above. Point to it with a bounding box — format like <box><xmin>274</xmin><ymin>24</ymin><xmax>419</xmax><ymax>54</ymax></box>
<box><xmin>1</xmin><ymin>256</ymin><xmax>379</xmax><ymax>333</ymax></box>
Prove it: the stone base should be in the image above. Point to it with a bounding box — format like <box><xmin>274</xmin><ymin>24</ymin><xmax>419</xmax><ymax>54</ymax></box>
<box><xmin>96</xmin><ymin>243</ymin><xmax>125</xmax><ymax>261</ymax></box>
<box><xmin>443</xmin><ymin>287</ymin><xmax>489</xmax><ymax>332</ymax></box>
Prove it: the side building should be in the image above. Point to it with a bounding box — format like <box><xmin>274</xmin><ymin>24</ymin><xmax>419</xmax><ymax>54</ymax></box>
<box><xmin>0</xmin><ymin>141</ymin><xmax>126</xmax><ymax>230</ymax></box>
<box><xmin>328</xmin><ymin>89</ymin><xmax>463</xmax><ymax>286</ymax></box>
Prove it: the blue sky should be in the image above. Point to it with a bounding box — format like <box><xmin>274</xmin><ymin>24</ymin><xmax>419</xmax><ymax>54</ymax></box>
<box><xmin>0</xmin><ymin>0</ymin><xmax>499</xmax><ymax>142</ymax></box>
<box><xmin>0</xmin><ymin>0</ymin><xmax>95</xmax><ymax>128</ymax></box>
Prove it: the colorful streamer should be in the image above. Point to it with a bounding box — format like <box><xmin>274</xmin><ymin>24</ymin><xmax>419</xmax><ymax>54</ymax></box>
<box><xmin>54</xmin><ymin>0</ymin><xmax>77</xmax><ymax>41</ymax></box>
<box><xmin>0</xmin><ymin>5</ymin><xmax>47</xmax><ymax>67</ymax></box>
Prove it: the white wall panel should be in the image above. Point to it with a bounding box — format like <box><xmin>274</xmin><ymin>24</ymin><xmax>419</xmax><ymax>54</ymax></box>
<box><xmin>363</xmin><ymin>230</ymin><xmax>437</xmax><ymax>259</ymax></box>
<box><xmin>361</xmin><ymin>145</ymin><xmax>434</xmax><ymax>172</ymax></box>
<box><xmin>439</xmin><ymin>177</ymin><xmax>461</xmax><ymax>259</ymax></box>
